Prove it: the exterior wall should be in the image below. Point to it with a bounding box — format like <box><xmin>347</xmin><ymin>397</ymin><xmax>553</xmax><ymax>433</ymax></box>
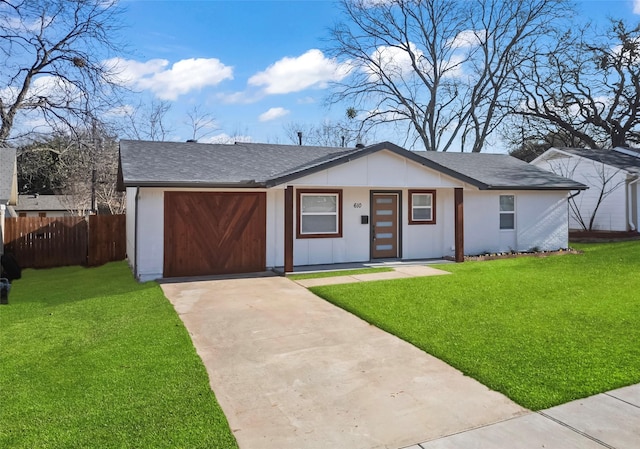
<box><xmin>533</xmin><ymin>155</ymin><xmax>629</xmax><ymax>231</ymax></box>
<box><xmin>464</xmin><ymin>190</ymin><xmax>569</xmax><ymax>255</ymax></box>
<box><xmin>284</xmin><ymin>150</ymin><xmax>465</xmax><ymax>267</ymax></box>
<box><xmin>15</xmin><ymin>211</ymin><xmax>69</xmax><ymax>217</ymax></box>
<box><xmin>125</xmin><ymin>187</ymin><xmax>137</xmax><ymax>272</ymax></box>
<box><xmin>136</xmin><ymin>188</ymin><xmax>164</xmax><ymax>281</ymax></box>
<box><xmin>132</xmin><ymin>187</ymin><xmax>273</xmax><ymax>281</ymax></box>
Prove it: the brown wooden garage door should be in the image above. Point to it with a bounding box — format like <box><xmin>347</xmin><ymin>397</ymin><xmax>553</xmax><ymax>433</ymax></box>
<box><xmin>164</xmin><ymin>191</ymin><xmax>266</xmax><ymax>277</ymax></box>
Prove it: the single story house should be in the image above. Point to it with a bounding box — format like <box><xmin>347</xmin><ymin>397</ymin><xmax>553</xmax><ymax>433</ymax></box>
<box><xmin>13</xmin><ymin>194</ymin><xmax>73</xmax><ymax>217</ymax></box>
<box><xmin>118</xmin><ymin>140</ymin><xmax>586</xmax><ymax>281</ymax></box>
<box><xmin>0</xmin><ymin>147</ymin><xmax>18</xmax><ymax>250</ymax></box>
<box><xmin>532</xmin><ymin>147</ymin><xmax>640</xmax><ymax>232</ymax></box>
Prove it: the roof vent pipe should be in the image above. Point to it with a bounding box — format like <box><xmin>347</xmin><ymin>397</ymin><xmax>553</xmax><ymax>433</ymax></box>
<box><xmin>186</xmin><ymin>139</ymin><xmax>197</xmax><ymax>143</ymax></box>
<box><xmin>341</xmin><ymin>136</ymin><xmax>345</xmax><ymax>147</ymax></box>
<box><xmin>355</xmin><ymin>143</ymin><xmax>365</xmax><ymax>149</ymax></box>
<box><xmin>297</xmin><ymin>132</ymin><xmax>302</xmax><ymax>146</ymax></box>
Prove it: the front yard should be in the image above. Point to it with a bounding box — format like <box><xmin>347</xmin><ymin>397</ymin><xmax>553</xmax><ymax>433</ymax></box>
<box><xmin>0</xmin><ymin>262</ymin><xmax>238</xmax><ymax>449</ymax></box>
<box><xmin>310</xmin><ymin>241</ymin><xmax>640</xmax><ymax>410</ymax></box>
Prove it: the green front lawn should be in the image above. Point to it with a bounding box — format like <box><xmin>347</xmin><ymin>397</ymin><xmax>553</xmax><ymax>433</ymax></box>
<box><xmin>0</xmin><ymin>262</ymin><xmax>238</xmax><ymax>449</ymax></box>
<box><xmin>310</xmin><ymin>241</ymin><xmax>640</xmax><ymax>410</ymax></box>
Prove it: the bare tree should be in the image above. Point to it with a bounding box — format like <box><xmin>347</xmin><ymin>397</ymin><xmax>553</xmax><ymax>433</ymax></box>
<box><xmin>17</xmin><ymin>123</ymin><xmax>124</xmax><ymax>214</ymax></box>
<box><xmin>117</xmin><ymin>100</ymin><xmax>174</xmax><ymax>141</ymax></box>
<box><xmin>0</xmin><ymin>0</ymin><xmax>125</xmax><ymax>144</ymax></box>
<box><xmin>184</xmin><ymin>105</ymin><xmax>217</xmax><ymax>141</ymax></box>
<box><xmin>283</xmin><ymin>108</ymin><xmax>368</xmax><ymax>147</ymax></box>
<box><xmin>546</xmin><ymin>156</ymin><xmax>626</xmax><ymax>231</ymax></box>
<box><xmin>511</xmin><ymin>20</ymin><xmax>640</xmax><ymax>149</ymax></box>
<box><xmin>328</xmin><ymin>0</ymin><xmax>571</xmax><ymax>151</ymax></box>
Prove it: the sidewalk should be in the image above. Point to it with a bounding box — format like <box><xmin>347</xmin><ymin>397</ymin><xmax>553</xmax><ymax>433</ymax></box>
<box><xmin>406</xmin><ymin>383</ymin><xmax>640</xmax><ymax>448</ymax></box>
<box><xmin>293</xmin><ymin>265</ymin><xmax>451</xmax><ymax>288</ymax></box>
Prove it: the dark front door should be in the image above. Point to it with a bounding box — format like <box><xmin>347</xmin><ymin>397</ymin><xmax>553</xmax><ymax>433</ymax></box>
<box><xmin>371</xmin><ymin>193</ymin><xmax>399</xmax><ymax>258</ymax></box>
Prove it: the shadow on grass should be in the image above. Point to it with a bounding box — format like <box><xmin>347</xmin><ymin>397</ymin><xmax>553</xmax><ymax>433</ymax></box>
<box><xmin>7</xmin><ymin>261</ymin><xmax>157</xmax><ymax>307</ymax></box>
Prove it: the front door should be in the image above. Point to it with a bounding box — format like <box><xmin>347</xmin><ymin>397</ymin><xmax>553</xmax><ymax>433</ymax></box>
<box><xmin>371</xmin><ymin>193</ymin><xmax>399</xmax><ymax>258</ymax></box>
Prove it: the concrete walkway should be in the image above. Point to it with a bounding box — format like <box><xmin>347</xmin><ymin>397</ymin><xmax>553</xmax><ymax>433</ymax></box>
<box><xmin>409</xmin><ymin>383</ymin><xmax>640</xmax><ymax>448</ymax></box>
<box><xmin>293</xmin><ymin>265</ymin><xmax>451</xmax><ymax>288</ymax></box>
<box><xmin>161</xmin><ymin>274</ymin><xmax>527</xmax><ymax>449</ymax></box>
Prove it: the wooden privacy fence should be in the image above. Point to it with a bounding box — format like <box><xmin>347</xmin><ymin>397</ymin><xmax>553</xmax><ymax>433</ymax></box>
<box><xmin>3</xmin><ymin>215</ymin><xmax>126</xmax><ymax>269</ymax></box>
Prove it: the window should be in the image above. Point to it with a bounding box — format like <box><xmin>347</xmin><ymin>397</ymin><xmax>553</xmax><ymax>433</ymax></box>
<box><xmin>409</xmin><ymin>190</ymin><xmax>436</xmax><ymax>225</ymax></box>
<box><xmin>499</xmin><ymin>195</ymin><xmax>515</xmax><ymax>230</ymax></box>
<box><xmin>296</xmin><ymin>189</ymin><xmax>343</xmax><ymax>238</ymax></box>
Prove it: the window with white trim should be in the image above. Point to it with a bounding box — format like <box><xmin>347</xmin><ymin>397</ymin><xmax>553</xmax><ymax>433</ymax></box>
<box><xmin>409</xmin><ymin>190</ymin><xmax>436</xmax><ymax>224</ymax></box>
<box><xmin>297</xmin><ymin>190</ymin><xmax>343</xmax><ymax>238</ymax></box>
<box><xmin>499</xmin><ymin>195</ymin><xmax>515</xmax><ymax>230</ymax></box>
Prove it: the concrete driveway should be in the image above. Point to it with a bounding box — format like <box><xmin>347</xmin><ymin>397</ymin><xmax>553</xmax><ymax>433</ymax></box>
<box><xmin>161</xmin><ymin>274</ymin><xmax>527</xmax><ymax>449</ymax></box>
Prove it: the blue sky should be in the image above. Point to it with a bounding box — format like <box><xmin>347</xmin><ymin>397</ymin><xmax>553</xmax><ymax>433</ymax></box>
<box><xmin>113</xmin><ymin>0</ymin><xmax>640</xmax><ymax>146</ymax></box>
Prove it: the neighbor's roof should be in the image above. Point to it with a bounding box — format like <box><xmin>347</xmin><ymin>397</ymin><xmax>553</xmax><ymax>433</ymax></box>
<box><xmin>543</xmin><ymin>147</ymin><xmax>640</xmax><ymax>175</ymax></box>
<box><xmin>0</xmin><ymin>147</ymin><xmax>17</xmax><ymax>203</ymax></box>
<box><xmin>118</xmin><ymin>140</ymin><xmax>586</xmax><ymax>191</ymax></box>
<box><xmin>16</xmin><ymin>194</ymin><xmax>68</xmax><ymax>211</ymax></box>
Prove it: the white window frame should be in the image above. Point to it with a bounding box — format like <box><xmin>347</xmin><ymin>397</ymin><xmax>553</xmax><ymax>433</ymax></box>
<box><xmin>499</xmin><ymin>194</ymin><xmax>515</xmax><ymax>230</ymax></box>
<box><xmin>297</xmin><ymin>190</ymin><xmax>343</xmax><ymax>238</ymax></box>
<box><xmin>409</xmin><ymin>190</ymin><xmax>436</xmax><ymax>225</ymax></box>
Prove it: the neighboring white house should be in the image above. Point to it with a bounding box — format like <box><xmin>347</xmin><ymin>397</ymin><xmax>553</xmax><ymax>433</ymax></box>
<box><xmin>532</xmin><ymin>147</ymin><xmax>640</xmax><ymax>232</ymax></box>
<box><xmin>118</xmin><ymin>140</ymin><xmax>586</xmax><ymax>281</ymax></box>
<box><xmin>13</xmin><ymin>194</ymin><xmax>75</xmax><ymax>217</ymax></box>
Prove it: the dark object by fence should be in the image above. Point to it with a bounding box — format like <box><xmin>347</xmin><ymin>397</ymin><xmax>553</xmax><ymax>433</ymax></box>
<box><xmin>3</xmin><ymin>215</ymin><xmax>126</xmax><ymax>269</ymax></box>
<box><xmin>1</xmin><ymin>253</ymin><xmax>22</xmax><ymax>281</ymax></box>
<box><xmin>0</xmin><ymin>278</ymin><xmax>9</xmax><ymax>305</ymax></box>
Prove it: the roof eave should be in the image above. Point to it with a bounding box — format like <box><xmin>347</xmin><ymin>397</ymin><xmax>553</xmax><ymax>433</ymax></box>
<box><xmin>122</xmin><ymin>180</ymin><xmax>267</xmax><ymax>189</ymax></box>
<box><xmin>482</xmin><ymin>185</ymin><xmax>588</xmax><ymax>191</ymax></box>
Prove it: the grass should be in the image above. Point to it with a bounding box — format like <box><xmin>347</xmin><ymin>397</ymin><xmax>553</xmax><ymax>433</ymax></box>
<box><xmin>287</xmin><ymin>267</ymin><xmax>394</xmax><ymax>280</ymax></box>
<box><xmin>309</xmin><ymin>241</ymin><xmax>640</xmax><ymax>410</ymax></box>
<box><xmin>0</xmin><ymin>262</ymin><xmax>238</xmax><ymax>449</ymax></box>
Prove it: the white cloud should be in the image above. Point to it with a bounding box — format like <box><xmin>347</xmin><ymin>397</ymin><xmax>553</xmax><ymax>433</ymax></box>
<box><xmin>105</xmin><ymin>57</ymin><xmax>233</xmax><ymax>100</ymax></box>
<box><xmin>259</xmin><ymin>107</ymin><xmax>290</xmax><ymax>122</ymax></box>
<box><xmin>634</xmin><ymin>0</ymin><xmax>640</xmax><ymax>14</ymax></box>
<box><xmin>447</xmin><ymin>29</ymin><xmax>485</xmax><ymax>49</ymax></box>
<box><xmin>365</xmin><ymin>42</ymin><xmax>465</xmax><ymax>81</ymax></box>
<box><xmin>248</xmin><ymin>49</ymin><xmax>350</xmax><ymax>94</ymax></box>
<box><xmin>201</xmin><ymin>133</ymin><xmax>253</xmax><ymax>144</ymax></box>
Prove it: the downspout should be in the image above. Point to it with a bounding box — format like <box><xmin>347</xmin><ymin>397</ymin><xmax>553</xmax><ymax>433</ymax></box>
<box><xmin>627</xmin><ymin>177</ymin><xmax>639</xmax><ymax>231</ymax></box>
<box><xmin>134</xmin><ymin>187</ymin><xmax>140</xmax><ymax>280</ymax></box>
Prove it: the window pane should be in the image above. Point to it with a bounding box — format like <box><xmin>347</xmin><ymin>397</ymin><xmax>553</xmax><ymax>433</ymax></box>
<box><xmin>376</xmin><ymin>197</ymin><xmax>393</xmax><ymax>204</ymax></box>
<box><xmin>376</xmin><ymin>244</ymin><xmax>393</xmax><ymax>250</ymax></box>
<box><xmin>413</xmin><ymin>194</ymin><xmax>431</xmax><ymax>207</ymax></box>
<box><xmin>500</xmin><ymin>213</ymin><xmax>514</xmax><ymax>230</ymax></box>
<box><xmin>500</xmin><ymin>195</ymin><xmax>514</xmax><ymax>212</ymax></box>
<box><xmin>376</xmin><ymin>221</ymin><xmax>393</xmax><ymax>227</ymax></box>
<box><xmin>302</xmin><ymin>195</ymin><xmax>336</xmax><ymax>213</ymax></box>
<box><xmin>301</xmin><ymin>215</ymin><xmax>337</xmax><ymax>233</ymax></box>
<box><xmin>413</xmin><ymin>208</ymin><xmax>432</xmax><ymax>221</ymax></box>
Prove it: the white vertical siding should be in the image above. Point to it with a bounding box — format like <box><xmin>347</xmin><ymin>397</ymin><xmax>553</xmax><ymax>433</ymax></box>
<box><xmin>533</xmin><ymin>155</ymin><xmax>629</xmax><ymax>231</ymax></box>
<box><xmin>135</xmin><ymin>188</ymin><xmax>164</xmax><ymax>281</ymax></box>
<box><xmin>464</xmin><ymin>190</ymin><xmax>569</xmax><ymax>255</ymax></box>
<box><xmin>125</xmin><ymin>187</ymin><xmax>136</xmax><ymax>272</ymax></box>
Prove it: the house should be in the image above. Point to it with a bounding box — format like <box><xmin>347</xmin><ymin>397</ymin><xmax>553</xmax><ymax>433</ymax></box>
<box><xmin>13</xmin><ymin>194</ymin><xmax>74</xmax><ymax>217</ymax></box>
<box><xmin>118</xmin><ymin>140</ymin><xmax>586</xmax><ymax>281</ymax></box>
<box><xmin>532</xmin><ymin>147</ymin><xmax>640</xmax><ymax>232</ymax></box>
<box><xmin>0</xmin><ymin>148</ymin><xmax>18</xmax><ymax>249</ymax></box>
<box><xmin>0</xmin><ymin>147</ymin><xmax>18</xmax><ymax>208</ymax></box>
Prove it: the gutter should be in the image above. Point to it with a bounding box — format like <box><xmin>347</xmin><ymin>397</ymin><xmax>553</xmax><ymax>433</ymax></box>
<box><xmin>627</xmin><ymin>177</ymin><xmax>640</xmax><ymax>231</ymax></box>
<box><xmin>134</xmin><ymin>187</ymin><xmax>140</xmax><ymax>280</ymax></box>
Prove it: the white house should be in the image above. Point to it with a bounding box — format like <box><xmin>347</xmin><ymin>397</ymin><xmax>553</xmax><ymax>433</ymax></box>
<box><xmin>532</xmin><ymin>147</ymin><xmax>640</xmax><ymax>232</ymax></box>
<box><xmin>118</xmin><ymin>140</ymin><xmax>586</xmax><ymax>281</ymax></box>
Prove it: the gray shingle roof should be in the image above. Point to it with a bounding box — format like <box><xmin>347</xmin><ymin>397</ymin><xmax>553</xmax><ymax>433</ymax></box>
<box><xmin>0</xmin><ymin>147</ymin><xmax>17</xmax><ymax>204</ymax></box>
<box><xmin>16</xmin><ymin>194</ymin><xmax>68</xmax><ymax>211</ymax></box>
<box><xmin>119</xmin><ymin>140</ymin><xmax>586</xmax><ymax>191</ymax></box>
<box><xmin>416</xmin><ymin>151</ymin><xmax>587</xmax><ymax>190</ymax></box>
<box><xmin>550</xmin><ymin>148</ymin><xmax>640</xmax><ymax>175</ymax></box>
